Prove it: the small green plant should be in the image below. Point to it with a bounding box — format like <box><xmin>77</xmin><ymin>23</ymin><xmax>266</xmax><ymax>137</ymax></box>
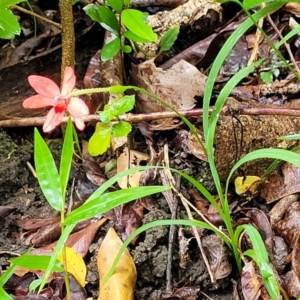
<box><xmin>88</xmin><ymin>95</ymin><xmax>135</xmax><ymax>155</ymax></box>
<box><xmin>84</xmin><ymin>0</ymin><xmax>179</xmax><ymax>60</ymax></box>
<box><xmin>0</xmin><ymin>0</ymin><xmax>25</xmax><ymax>39</ymax></box>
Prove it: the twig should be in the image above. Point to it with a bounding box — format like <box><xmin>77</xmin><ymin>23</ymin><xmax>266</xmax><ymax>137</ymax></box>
<box><xmin>160</xmin><ymin>144</ymin><xmax>179</xmax><ymax>294</ymax></box>
<box><xmin>266</xmin><ymin>14</ymin><xmax>300</xmax><ymax>74</ymax></box>
<box><xmin>11</xmin><ymin>5</ymin><xmax>62</xmax><ymax>29</ymax></box>
<box><xmin>2</xmin><ymin>106</ymin><xmax>300</xmax><ymax>128</ymax></box>
<box><xmin>247</xmin><ymin>3</ymin><xmax>266</xmax><ymax>66</ymax></box>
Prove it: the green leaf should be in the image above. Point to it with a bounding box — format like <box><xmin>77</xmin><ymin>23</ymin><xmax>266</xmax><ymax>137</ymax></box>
<box><xmin>0</xmin><ymin>263</ymin><xmax>17</xmax><ymax>287</ymax></box>
<box><xmin>0</xmin><ymin>287</ymin><xmax>13</xmax><ymax>300</ymax></box>
<box><xmin>72</xmin><ymin>0</ymin><xmax>80</xmax><ymax>4</ymax></box>
<box><xmin>226</xmin><ymin>149</ymin><xmax>300</xmax><ymax>190</ymax></box>
<box><xmin>0</xmin><ymin>8</ymin><xmax>22</xmax><ymax>39</ymax></box>
<box><xmin>83</xmin><ymin>4</ymin><xmax>102</xmax><ymax>23</ymax></box>
<box><xmin>123</xmin><ymin>30</ymin><xmax>151</xmax><ymax>43</ymax></box>
<box><xmin>1</xmin><ymin>0</ymin><xmax>25</xmax><ymax>7</ymax></box>
<box><xmin>98</xmin><ymin>6</ymin><xmax>119</xmax><ymax>35</ymax></box>
<box><xmin>106</xmin><ymin>0</ymin><xmax>124</xmax><ymax>13</ymax></box>
<box><xmin>102</xmin><ymin>219</ymin><xmax>221</xmax><ymax>286</ymax></box>
<box><xmin>243</xmin><ymin>0</ymin><xmax>286</xmax><ymax>10</ymax></box>
<box><xmin>101</xmin><ymin>37</ymin><xmax>121</xmax><ymax>61</ymax></box>
<box><xmin>104</xmin><ymin>158</ymin><xmax>117</xmax><ymax>174</ymax></box>
<box><xmin>260</xmin><ymin>71</ymin><xmax>273</xmax><ymax>84</ymax></box>
<box><xmin>122</xmin><ymin>45</ymin><xmax>132</xmax><ymax>53</ymax></box>
<box><xmin>123</xmin><ymin>0</ymin><xmax>131</xmax><ymax>5</ymax></box>
<box><xmin>112</xmin><ymin>121</ymin><xmax>132</xmax><ymax>137</ymax></box>
<box><xmin>110</xmin><ymin>95</ymin><xmax>135</xmax><ymax>115</ymax></box>
<box><xmin>60</xmin><ymin>118</ymin><xmax>73</xmax><ymax>201</ymax></box>
<box><xmin>38</xmin><ymin>224</ymin><xmax>75</xmax><ymax>294</ymax></box>
<box><xmin>99</xmin><ymin>95</ymin><xmax>135</xmax><ymax>122</ymax></box>
<box><xmin>241</xmin><ymin>224</ymin><xmax>280</xmax><ymax>299</ymax></box>
<box><xmin>29</xmin><ymin>279</ymin><xmax>42</xmax><ymax>292</ymax></box>
<box><xmin>160</xmin><ymin>26</ymin><xmax>179</xmax><ymax>51</ymax></box>
<box><xmin>64</xmin><ymin>186</ymin><xmax>170</xmax><ymax>224</ymax></box>
<box><xmin>279</xmin><ymin>134</ymin><xmax>300</xmax><ymax>140</ymax></box>
<box><xmin>9</xmin><ymin>255</ymin><xmax>63</xmax><ymax>272</ymax></box>
<box><xmin>121</xmin><ymin>9</ymin><xmax>157</xmax><ymax>41</ymax></box>
<box><xmin>34</xmin><ymin>128</ymin><xmax>63</xmax><ymax>211</ymax></box>
<box><xmin>88</xmin><ymin>122</ymin><xmax>112</xmax><ymax>156</ymax></box>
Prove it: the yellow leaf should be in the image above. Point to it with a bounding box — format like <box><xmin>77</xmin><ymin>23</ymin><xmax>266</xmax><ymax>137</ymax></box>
<box><xmin>97</xmin><ymin>227</ymin><xmax>137</xmax><ymax>300</ymax></box>
<box><xmin>57</xmin><ymin>247</ymin><xmax>87</xmax><ymax>287</ymax></box>
<box><xmin>235</xmin><ymin>176</ymin><xmax>260</xmax><ymax>195</ymax></box>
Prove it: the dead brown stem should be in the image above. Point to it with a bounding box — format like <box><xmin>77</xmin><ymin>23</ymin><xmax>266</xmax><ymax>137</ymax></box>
<box><xmin>1</xmin><ymin>106</ymin><xmax>300</xmax><ymax>128</ymax></box>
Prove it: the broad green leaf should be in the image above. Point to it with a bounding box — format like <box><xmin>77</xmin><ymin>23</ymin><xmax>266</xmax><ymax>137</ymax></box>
<box><xmin>60</xmin><ymin>118</ymin><xmax>73</xmax><ymax>200</ymax></box>
<box><xmin>123</xmin><ymin>0</ymin><xmax>131</xmax><ymax>5</ymax></box>
<box><xmin>98</xmin><ymin>6</ymin><xmax>119</xmax><ymax>35</ymax></box>
<box><xmin>83</xmin><ymin>4</ymin><xmax>102</xmax><ymax>24</ymax></box>
<box><xmin>88</xmin><ymin>122</ymin><xmax>112</xmax><ymax>156</ymax></box>
<box><xmin>99</xmin><ymin>95</ymin><xmax>135</xmax><ymax>122</ymax></box>
<box><xmin>160</xmin><ymin>26</ymin><xmax>179</xmax><ymax>51</ymax></box>
<box><xmin>122</xmin><ymin>45</ymin><xmax>132</xmax><ymax>53</ymax></box>
<box><xmin>99</xmin><ymin>105</ymin><xmax>116</xmax><ymax>123</ymax></box>
<box><xmin>110</xmin><ymin>95</ymin><xmax>135</xmax><ymax>115</ymax></box>
<box><xmin>121</xmin><ymin>9</ymin><xmax>157</xmax><ymax>41</ymax></box>
<box><xmin>101</xmin><ymin>37</ymin><xmax>121</xmax><ymax>61</ymax></box>
<box><xmin>112</xmin><ymin>121</ymin><xmax>132</xmax><ymax>137</ymax></box>
<box><xmin>9</xmin><ymin>255</ymin><xmax>63</xmax><ymax>272</ymax></box>
<box><xmin>106</xmin><ymin>0</ymin><xmax>124</xmax><ymax>13</ymax></box>
<box><xmin>0</xmin><ymin>8</ymin><xmax>22</xmax><ymax>39</ymax></box>
<box><xmin>123</xmin><ymin>30</ymin><xmax>151</xmax><ymax>43</ymax></box>
<box><xmin>1</xmin><ymin>0</ymin><xmax>25</xmax><ymax>7</ymax></box>
<box><xmin>34</xmin><ymin>128</ymin><xmax>63</xmax><ymax>211</ymax></box>
<box><xmin>64</xmin><ymin>186</ymin><xmax>170</xmax><ymax>224</ymax></box>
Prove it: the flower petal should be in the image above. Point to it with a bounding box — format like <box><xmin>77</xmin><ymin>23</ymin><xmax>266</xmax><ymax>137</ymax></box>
<box><xmin>28</xmin><ymin>75</ymin><xmax>60</xmax><ymax>98</ymax></box>
<box><xmin>61</xmin><ymin>67</ymin><xmax>76</xmax><ymax>97</ymax></box>
<box><xmin>73</xmin><ymin>117</ymin><xmax>85</xmax><ymax>131</ymax></box>
<box><xmin>43</xmin><ymin>107</ymin><xmax>65</xmax><ymax>132</ymax></box>
<box><xmin>23</xmin><ymin>95</ymin><xmax>54</xmax><ymax>109</ymax></box>
<box><xmin>67</xmin><ymin>97</ymin><xmax>90</xmax><ymax>117</ymax></box>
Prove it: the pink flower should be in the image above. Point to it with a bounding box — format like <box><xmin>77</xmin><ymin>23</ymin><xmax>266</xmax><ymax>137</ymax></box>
<box><xmin>23</xmin><ymin>67</ymin><xmax>89</xmax><ymax>132</ymax></box>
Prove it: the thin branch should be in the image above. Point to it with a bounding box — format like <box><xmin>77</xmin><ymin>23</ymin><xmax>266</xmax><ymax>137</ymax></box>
<box><xmin>1</xmin><ymin>106</ymin><xmax>300</xmax><ymax>128</ymax></box>
<box><xmin>11</xmin><ymin>5</ymin><xmax>62</xmax><ymax>29</ymax></box>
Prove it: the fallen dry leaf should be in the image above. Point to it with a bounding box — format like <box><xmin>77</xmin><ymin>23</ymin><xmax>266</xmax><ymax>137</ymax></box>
<box><xmin>273</xmin><ymin>202</ymin><xmax>300</xmax><ymax>246</ymax></box>
<box><xmin>31</xmin><ymin>218</ymin><xmax>107</xmax><ymax>257</ymax></box>
<box><xmin>241</xmin><ymin>261</ymin><xmax>265</xmax><ymax>300</ymax></box>
<box><xmin>131</xmin><ymin>59</ymin><xmax>205</xmax><ymax>127</ymax></box>
<box><xmin>97</xmin><ymin>227</ymin><xmax>137</xmax><ymax>300</ymax></box>
<box><xmin>202</xmin><ymin>234</ymin><xmax>231</xmax><ymax>280</ymax></box>
<box><xmin>117</xmin><ymin>147</ymin><xmax>149</xmax><ymax>189</ymax></box>
<box><xmin>58</xmin><ymin>247</ymin><xmax>87</xmax><ymax>287</ymax></box>
<box><xmin>234</xmin><ymin>176</ymin><xmax>260</xmax><ymax>195</ymax></box>
<box><xmin>260</xmin><ymin>159</ymin><xmax>300</xmax><ymax>203</ymax></box>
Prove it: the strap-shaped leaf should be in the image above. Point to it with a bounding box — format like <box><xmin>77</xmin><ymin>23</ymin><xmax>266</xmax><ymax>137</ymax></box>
<box><xmin>34</xmin><ymin>128</ymin><xmax>63</xmax><ymax>211</ymax></box>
